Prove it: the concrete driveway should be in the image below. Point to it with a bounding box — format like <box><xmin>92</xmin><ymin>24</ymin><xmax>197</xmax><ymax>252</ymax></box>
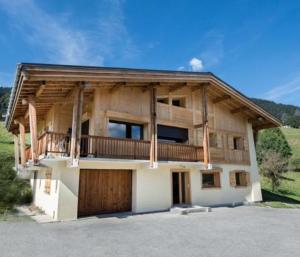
<box><xmin>0</xmin><ymin>206</ymin><xmax>299</xmax><ymax>257</ymax></box>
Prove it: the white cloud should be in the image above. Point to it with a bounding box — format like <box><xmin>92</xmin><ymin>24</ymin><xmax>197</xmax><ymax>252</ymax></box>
<box><xmin>264</xmin><ymin>76</ymin><xmax>300</xmax><ymax>101</ymax></box>
<box><xmin>189</xmin><ymin>57</ymin><xmax>203</xmax><ymax>72</ymax></box>
<box><xmin>0</xmin><ymin>0</ymin><xmax>137</xmax><ymax>66</ymax></box>
<box><xmin>177</xmin><ymin>66</ymin><xmax>185</xmax><ymax>71</ymax></box>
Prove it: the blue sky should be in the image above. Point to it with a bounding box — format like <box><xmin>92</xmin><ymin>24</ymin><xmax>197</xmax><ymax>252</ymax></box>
<box><xmin>0</xmin><ymin>0</ymin><xmax>300</xmax><ymax>105</ymax></box>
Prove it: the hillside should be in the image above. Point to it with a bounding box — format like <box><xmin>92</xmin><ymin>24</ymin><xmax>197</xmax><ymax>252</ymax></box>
<box><xmin>281</xmin><ymin>127</ymin><xmax>300</xmax><ymax>160</ymax></box>
<box><xmin>251</xmin><ymin>98</ymin><xmax>300</xmax><ymax>128</ymax></box>
<box><xmin>0</xmin><ymin>87</ymin><xmax>10</xmax><ymax>120</ymax></box>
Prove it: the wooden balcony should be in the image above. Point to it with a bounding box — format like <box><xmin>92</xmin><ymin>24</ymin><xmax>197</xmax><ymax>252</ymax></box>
<box><xmin>26</xmin><ymin>132</ymin><xmax>204</xmax><ymax>162</ymax></box>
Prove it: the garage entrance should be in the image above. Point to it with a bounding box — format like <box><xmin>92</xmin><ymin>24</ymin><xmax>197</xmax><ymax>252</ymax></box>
<box><xmin>78</xmin><ymin>169</ymin><xmax>132</xmax><ymax>217</ymax></box>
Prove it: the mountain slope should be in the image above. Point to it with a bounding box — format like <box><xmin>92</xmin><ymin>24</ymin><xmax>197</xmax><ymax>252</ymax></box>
<box><xmin>251</xmin><ymin>98</ymin><xmax>300</xmax><ymax>128</ymax></box>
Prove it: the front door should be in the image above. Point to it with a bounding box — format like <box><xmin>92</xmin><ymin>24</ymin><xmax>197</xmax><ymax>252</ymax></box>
<box><xmin>172</xmin><ymin>171</ymin><xmax>191</xmax><ymax>205</ymax></box>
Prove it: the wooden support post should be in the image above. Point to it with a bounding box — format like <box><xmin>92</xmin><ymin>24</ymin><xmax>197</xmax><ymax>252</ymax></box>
<box><xmin>149</xmin><ymin>85</ymin><xmax>158</xmax><ymax>168</ymax></box>
<box><xmin>18</xmin><ymin>119</ymin><xmax>26</xmax><ymax>167</ymax></box>
<box><xmin>28</xmin><ymin>97</ymin><xmax>38</xmax><ymax>164</ymax></box>
<box><xmin>202</xmin><ymin>85</ymin><xmax>210</xmax><ymax>167</ymax></box>
<box><xmin>70</xmin><ymin>84</ymin><xmax>85</xmax><ymax>166</ymax></box>
<box><xmin>13</xmin><ymin>134</ymin><xmax>20</xmax><ymax>170</ymax></box>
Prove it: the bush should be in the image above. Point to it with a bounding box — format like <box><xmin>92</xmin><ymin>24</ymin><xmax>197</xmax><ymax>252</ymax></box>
<box><xmin>260</xmin><ymin>151</ymin><xmax>289</xmax><ymax>192</ymax></box>
<box><xmin>0</xmin><ymin>153</ymin><xmax>32</xmax><ymax>212</ymax></box>
<box><xmin>256</xmin><ymin>128</ymin><xmax>292</xmax><ymax>165</ymax></box>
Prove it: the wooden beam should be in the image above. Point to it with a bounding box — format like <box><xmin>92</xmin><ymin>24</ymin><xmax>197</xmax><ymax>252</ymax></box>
<box><xmin>35</xmin><ymin>82</ymin><xmax>46</xmax><ymax>97</ymax></box>
<box><xmin>149</xmin><ymin>85</ymin><xmax>157</xmax><ymax>168</ymax></box>
<box><xmin>13</xmin><ymin>134</ymin><xmax>20</xmax><ymax>170</ymax></box>
<box><xmin>192</xmin><ymin>82</ymin><xmax>210</xmax><ymax>92</ymax></box>
<box><xmin>16</xmin><ymin>118</ymin><xmax>26</xmax><ymax>167</ymax></box>
<box><xmin>28</xmin><ymin>97</ymin><xmax>38</xmax><ymax>164</ymax></box>
<box><xmin>109</xmin><ymin>82</ymin><xmax>126</xmax><ymax>93</ymax></box>
<box><xmin>231</xmin><ymin>106</ymin><xmax>249</xmax><ymax>114</ymax></box>
<box><xmin>70</xmin><ymin>84</ymin><xmax>85</xmax><ymax>166</ymax></box>
<box><xmin>213</xmin><ymin>95</ymin><xmax>231</xmax><ymax>104</ymax></box>
<box><xmin>194</xmin><ymin>123</ymin><xmax>203</xmax><ymax>129</ymax></box>
<box><xmin>202</xmin><ymin>85</ymin><xmax>210</xmax><ymax>167</ymax></box>
<box><xmin>169</xmin><ymin>82</ymin><xmax>187</xmax><ymax>93</ymax></box>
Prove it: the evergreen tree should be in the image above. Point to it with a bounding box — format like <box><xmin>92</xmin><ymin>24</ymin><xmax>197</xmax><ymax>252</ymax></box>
<box><xmin>256</xmin><ymin>128</ymin><xmax>292</xmax><ymax>165</ymax></box>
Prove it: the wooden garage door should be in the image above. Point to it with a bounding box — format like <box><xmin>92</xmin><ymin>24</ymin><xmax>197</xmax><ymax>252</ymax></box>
<box><xmin>78</xmin><ymin>169</ymin><xmax>132</xmax><ymax>217</ymax></box>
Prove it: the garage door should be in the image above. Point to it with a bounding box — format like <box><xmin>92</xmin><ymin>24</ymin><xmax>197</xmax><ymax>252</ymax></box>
<box><xmin>78</xmin><ymin>169</ymin><xmax>132</xmax><ymax>217</ymax></box>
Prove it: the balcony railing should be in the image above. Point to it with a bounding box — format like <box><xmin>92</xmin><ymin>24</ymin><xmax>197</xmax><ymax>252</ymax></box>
<box><xmin>26</xmin><ymin>132</ymin><xmax>203</xmax><ymax>162</ymax></box>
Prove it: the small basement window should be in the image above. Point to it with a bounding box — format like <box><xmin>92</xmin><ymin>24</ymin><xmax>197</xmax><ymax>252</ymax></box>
<box><xmin>44</xmin><ymin>169</ymin><xmax>52</xmax><ymax>194</ymax></box>
<box><xmin>172</xmin><ymin>97</ymin><xmax>186</xmax><ymax>108</ymax></box>
<box><xmin>201</xmin><ymin>170</ymin><xmax>221</xmax><ymax>188</ymax></box>
<box><xmin>233</xmin><ymin>136</ymin><xmax>244</xmax><ymax>150</ymax></box>
<box><xmin>157</xmin><ymin>97</ymin><xmax>169</xmax><ymax>104</ymax></box>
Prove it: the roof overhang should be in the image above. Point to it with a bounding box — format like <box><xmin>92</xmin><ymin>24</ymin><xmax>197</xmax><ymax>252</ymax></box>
<box><xmin>5</xmin><ymin>63</ymin><xmax>282</xmax><ymax>133</ymax></box>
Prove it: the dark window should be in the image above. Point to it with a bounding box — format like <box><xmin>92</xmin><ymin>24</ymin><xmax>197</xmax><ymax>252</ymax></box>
<box><xmin>157</xmin><ymin>97</ymin><xmax>169</xmax><ymax>104</ymax></box>
<box><xmin>109</xmin><ymin>120</ymin><xmax>143</xmax><ymax>140</ymax></box>
<box><xmin>172</xmin><ymin>97</ymin><xmax>186</xmax><ymax>107</ymax></box>
<box><xmin>235</xmin><ymin>172</ymin><xmax>241</xmax><ymax>186</ymax></box>
<box><xmin>202</xmin><ymin>174</ymin><xmax>215</xmax><ymax>187</ymax></box>
<box><xmin>202</xmin><ymin>171</ymin><xmax>221</xmax><ymax>188</ymax></box>
<box><xmin>233</xmin><ymin>137</ymin><xmax>244</xmax><ymax>150</ymax></box>
<box><xmin>157</xmin><ymin>125</ymin><xmax>188</xmax><ymax>143</ymax></box>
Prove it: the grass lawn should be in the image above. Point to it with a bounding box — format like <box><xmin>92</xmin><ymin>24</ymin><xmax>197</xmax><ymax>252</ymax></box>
<box><xmin>0</xmin><ymin>121</ymin><xmax>14</xmax><ymax>155</ymax></box>
<box><xmin>281</xmin><ymin>127</ymin><xmax>300</xmax><ymax>159</ymax></box>
<box><xmin>260</xmin><ymin>171</ymin><xmax>300</xmax><ymax>208</ymax></box>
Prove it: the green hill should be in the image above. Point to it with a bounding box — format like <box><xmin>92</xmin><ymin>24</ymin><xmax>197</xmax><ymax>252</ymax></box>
<box><xmin>0</xmin><ymin>87</ymin><xmax>11</xmax><ymax>121</ymax></box>
<box><xmin>251</xmin><ymin>98</ymin><xmax>300</xmax><ymax>128</ymax></box>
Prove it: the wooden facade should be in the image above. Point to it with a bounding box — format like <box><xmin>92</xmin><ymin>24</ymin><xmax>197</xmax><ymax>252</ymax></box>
<box><xmin>6</xmin><ymin>64</ymin><xmax>281</xmax><ymax>168</ymax></box>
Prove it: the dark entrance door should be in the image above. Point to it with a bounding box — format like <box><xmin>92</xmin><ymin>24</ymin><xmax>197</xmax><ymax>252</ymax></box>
<box><xmin>172</xmin><ymin>172</ymin><xmax>191</xmax><ymax>205</ymax></box>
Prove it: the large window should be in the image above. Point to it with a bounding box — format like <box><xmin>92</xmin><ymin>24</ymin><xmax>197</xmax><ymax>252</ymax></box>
<box><xmin>108</xmin><ymin>120</ymin><xmax>143</xmax><ymax>140</ymax></box>
<box><xmin>201</xmin><ymin>170</ymin><xmax>221</xmax><ymax>189</ymax></box>
<box><xmin>157</xmin><ymin>124</ymin><xmax>188</xmax><ymax>143</ymax></box>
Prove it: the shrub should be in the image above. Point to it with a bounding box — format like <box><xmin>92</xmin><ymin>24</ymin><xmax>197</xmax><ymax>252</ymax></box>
<box><xmin>260</xmin><ymin>151</ymin><xmax>289</xmax><ymax>192</ymax></box>
<box><xmin>0</xmin><ymin>153</ymin><xmax>32</xmax><ymax>212</ymax></box>
<box><xmin>256</xmin><ymin>128</ymin><xmax>292</xmax><ymax>165</ymax></box>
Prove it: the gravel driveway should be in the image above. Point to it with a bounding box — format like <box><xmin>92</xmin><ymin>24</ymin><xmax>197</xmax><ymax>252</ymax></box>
<box><xmin>0</xmin><ymin>206</ymin><xmax>299</xmax><ymax>257</ymax></box>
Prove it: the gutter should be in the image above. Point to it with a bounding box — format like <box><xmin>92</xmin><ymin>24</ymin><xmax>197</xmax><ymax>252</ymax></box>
<box><xmin>4</xmin><ymin>63</ymin><xmax>23</xmax><ymax>130</ymax></box>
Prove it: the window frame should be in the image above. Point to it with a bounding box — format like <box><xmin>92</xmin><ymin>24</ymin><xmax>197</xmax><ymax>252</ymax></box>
<box><xmin>108</xmin><ymin>120</ymin><xmax>144</xmax><ymax>140</ymax></box>
<box><xmin>201</xmin><ymin>169</ymin><xmax>222</xmax><ymax>189</ymax></box>
<box><xmin>230</xmin><ymin>170</ymin><xmax>250</xmax><ymax>188</ymax></box>
<box><xmin>233</xmin><ymin>136</ymin><xmax>244</xmax><ymax>150</ymax></box>
<box><xmin>44</xmin><ymin>169</ymin><xmax>52</xmax><ymax>194</ymax></box>
<box><xmin>171</xmin><ymin>97</ymin><xmax>186</xmax><ymax>108</ymax></box>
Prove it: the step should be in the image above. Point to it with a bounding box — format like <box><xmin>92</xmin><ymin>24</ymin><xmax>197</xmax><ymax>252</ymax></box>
<box><xmin>170</xmin><ymin>205</ymin><xmax>211</xmax><ymax>215</ymax></box>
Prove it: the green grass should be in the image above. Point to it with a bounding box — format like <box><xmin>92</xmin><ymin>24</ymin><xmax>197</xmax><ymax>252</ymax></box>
<box><xmin>281</xmin><ymin>127</ymin><xmax>300</xmax><ymax>159</ymax></box>
<box><xmin>0</xmin><ymin>209</ymin><xmax>32</xmax><ymax>222</ymax></box>
<box><xmin>260</xmin><ymin>171</ymin><xmax>300</xmax><ymax>208</ymax></box>
<box><xmin>0</xmin><ymin>122</ymin><xmax>14</xmax><ymax>155</ymax></box>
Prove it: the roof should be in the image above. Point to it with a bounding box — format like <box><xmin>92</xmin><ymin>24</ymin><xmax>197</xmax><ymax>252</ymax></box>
<box><xmin>5</xmin><ymin>63</ymin><xmax>282</xmax><ymax>132</ymax></box>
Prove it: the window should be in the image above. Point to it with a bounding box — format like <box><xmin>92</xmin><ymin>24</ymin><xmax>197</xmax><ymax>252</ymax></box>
<box><xmin>201</xmin><ymin>170</ymin><xmax>221</xmax><ymax>188</ymax></box>
<box><xmin>209</xmin><ymin>133</ymin><xmax>218</xmax><ymax>148</ymax></box>
<box><xmin>108</xmin><ymin>120</ymin><xmax>143</xmax><ymax>140</ymax></box>
<box><xmin>44</xmin><ymin>169</ymin><xmax>52</xmax><ymax>194</ymax></box>
<box><xmin>157</xmin><ymin>97</ymin><xmax>169</xmax><ymax>104</ymax></box>
<box><xmin>233</xmin><ymin>136</ymin><xmax>244</xmax><ymax>150</ymax></box>
<box><xmin>172</xmin><ymin>97</ymin><xmax>186</xmax><ymax>108</ymax></box>
<box><xmin>230</xmin><ymin>171</ymin><xmax>250</xmax><ymax>187</ymax></box>
<box><xmin>157</xmin><ymin>124</ymin><xmax>188</xmax><ymax>143</ymax></box>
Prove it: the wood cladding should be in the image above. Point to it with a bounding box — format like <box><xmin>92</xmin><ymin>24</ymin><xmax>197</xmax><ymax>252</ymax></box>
<box><xmin>78</xmin><ymin>169</ymin><xmax>132</xmax><ymax>217</ymax></box>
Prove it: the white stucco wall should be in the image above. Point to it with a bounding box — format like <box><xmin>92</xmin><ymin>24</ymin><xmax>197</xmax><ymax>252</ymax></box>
<box><xmin>30</xmin><ymin>166</ymin><xmax>60</xmax><ymax>220</ymax></box>
<box><xmin>29</xmin><ymin>122</ymin><xmax>262</xmax><ymax>221</ymax></box>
